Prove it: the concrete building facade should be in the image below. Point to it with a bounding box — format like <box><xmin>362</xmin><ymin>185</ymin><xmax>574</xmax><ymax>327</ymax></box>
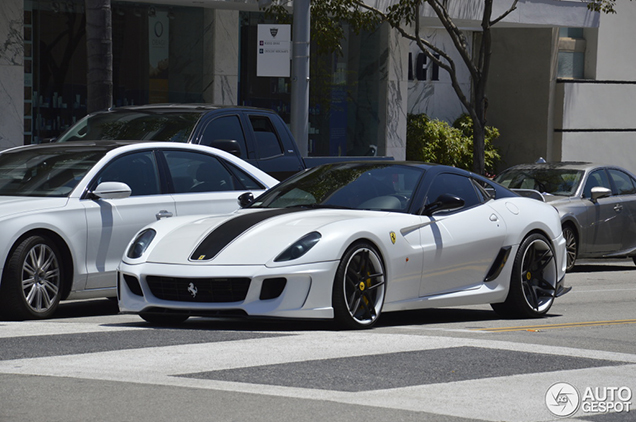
<box><xmin>1</xmin><ymin>0</ymin><xmax>634</xmax><ymax>173</ymax></box>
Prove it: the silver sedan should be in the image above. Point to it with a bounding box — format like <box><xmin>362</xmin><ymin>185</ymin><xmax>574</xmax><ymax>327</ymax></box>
<box><xmin>0</xmin><ymin>141</ymin><xmax>277</xmax><ymax>320</ymax></box>
<box><xmin>495</xmin><ymin>162</ymin><xmax>636</xmax><ymax>271</ymax></box>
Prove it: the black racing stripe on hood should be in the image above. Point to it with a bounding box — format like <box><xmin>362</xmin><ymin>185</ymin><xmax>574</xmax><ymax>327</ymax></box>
<box><xmin>190</xmin><ymin>208</ymin><xmax>310</xmax><ymax>261</ymax></box>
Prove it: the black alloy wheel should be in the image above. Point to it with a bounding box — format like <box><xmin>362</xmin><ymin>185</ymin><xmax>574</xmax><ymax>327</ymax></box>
<box><xmin>332</xmin><ymin>241</ymin><xmax>386</xmax><ymax>329</ymax></box>
<box><xmin>492</xmin><ymin>233</ymin><xmax>557</xmax><ymax>318</ymax></box>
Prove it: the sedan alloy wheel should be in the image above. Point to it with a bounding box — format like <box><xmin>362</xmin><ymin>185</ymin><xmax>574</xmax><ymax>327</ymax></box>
<box><xmin>0</xmin><ymin>236</ymin><xmax>63</xmax><ymax>320</ymax></box>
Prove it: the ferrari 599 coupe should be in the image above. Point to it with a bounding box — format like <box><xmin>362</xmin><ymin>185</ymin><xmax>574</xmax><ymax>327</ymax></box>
<box><xmin>118</xmin><ymin>162</ymin><xmax>569</xmax><ymax>329</ymax></box>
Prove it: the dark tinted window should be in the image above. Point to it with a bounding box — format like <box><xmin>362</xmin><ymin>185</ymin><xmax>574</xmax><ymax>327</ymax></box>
<box><xmin>94</xmin><ymin>151</ymin><xmax>160</xmax><ymax>196</ymax></box>
<box><xmin>583</xmin><ymin>169</ymin><xmax>611</xmax><ymax>198</ymax></box>
<box><xmin>252</xmin><ymin>163</ymin><xmax>424</xmax><ymax>212</ymax></box>
<box><xmin>226</xmin><ymin>162</ymin><xmax>266</xmax><ymax>190</ymax></box>
<box><xmin>200</xmin><ymin>115</ymin><xmax>247</xmax><ymax>155</ymax></box>
<box><xmin>249</xmin><ymin>115</ymin><xmax>283</xmax><ymax>159</ymax></box>
<box><xmin>163</xmin><ymin>150</ymin><xmax>239</xmax><ymax>193</ymax></box>
<box><xmin>426</xmin><ymin>173</ymin><xmax>481</xmax><ymax>210</ymax></box>
<box><xmin>608</xmin><ymin>169</ymin><xmax>636</xmax><ymax>195</ymax></box>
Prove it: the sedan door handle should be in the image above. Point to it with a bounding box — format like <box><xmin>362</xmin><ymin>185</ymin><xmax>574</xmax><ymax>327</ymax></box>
<box><xmin>614</xmin><ymin>204</ymin><xmax>623</xmax><ymax>212</ymax></box>
<box><xmin>156</xmin><ymin>210</ymin><xmax>173</xmax><ymax>220</ymax></box>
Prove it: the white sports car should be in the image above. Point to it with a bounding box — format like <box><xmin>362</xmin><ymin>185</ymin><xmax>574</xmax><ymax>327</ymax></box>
<box><xmin>0</xmin><ymin>141</ymin><xmax>277</xmax><ymax>320</ymax></box>
<box><xmin>118</xmin><ymin>162</ymin><xmax>570</xmax><ymax>329</ymax></box>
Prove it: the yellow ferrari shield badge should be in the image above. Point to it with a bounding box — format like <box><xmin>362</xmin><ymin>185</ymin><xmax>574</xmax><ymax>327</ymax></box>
<box><xmin>390</xmin><ymin>231</ymin><xmax>397</xmax><ymax>244</ymax></box>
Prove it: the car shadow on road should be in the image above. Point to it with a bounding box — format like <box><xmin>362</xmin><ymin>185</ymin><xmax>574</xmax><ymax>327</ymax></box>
<box><xmin>570</xmin><ymin>263</ymin><xmax>636</xmax><ymax>273</ymax></box>
<box><xmin>104</xmin><ymin>307</ymin><xmax>512</xmax><ymax>332</ymax></box>
<box><xmin>53</xmin><ymin>298</ymin><xmax>121</xmax><ymax>318</ymax></box>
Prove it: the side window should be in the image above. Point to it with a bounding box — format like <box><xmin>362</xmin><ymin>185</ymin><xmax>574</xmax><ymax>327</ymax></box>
<box><xmin>95</xmin><ymin>151</ymin><xmax>160</xmax><ymax>196</ymax></box>
<box><xmin>249</xmin><ymin>115</ymin><xmax>284</xmax><ymax>159</ymax></box>
<box><xmin>163</xmin><ymin>150</ymin><xmax>239</xmax><ymax>193</ymax></box>
<box><xmin>583</xmin><ymin>169</ymin><xmax>611</xmax><ymax>198</ymax></box>
<box><xmin>473</xmin><ymin>178</ymin><xmax>495</xmax><ymax>201</ymax></box>
<box><xmin>608</xmin><ymin>169</ymin><xmax>636</xmax><ymax>195</ymax></box>
<box><xmin>200</xmin><ymin>115</ymin><xmax>247</xmax><ymax>155</ymax></box>
<box><xmin>226</xmin><ymin>162</ymin><xmax>266</xmax><ymax>190</ymax></box>
<box><xmin>425</xmin><ymin>173</ymin><xmax>481</xmax><ymax>211</ymax></box>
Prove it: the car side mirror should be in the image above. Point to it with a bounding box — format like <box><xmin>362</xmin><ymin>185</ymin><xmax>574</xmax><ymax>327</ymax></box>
<box><xmin>91</xmin><ymin>181</ymin><xmax>132</xmax><ymax>200</ymax></box>
<box><xmin>422</xmin><ymin>194</ymin><xmax>465</xmax><ymax>216</ymax></box>
<box><xmin>210</xmin><ymin>139</ymin><xmax>242</xmax><ymax>157</ymax></box>
<box><xmin>238</xmin><ymin>192</ymin><xmax>255</xmax><ymax>208</ymax></box>
<box><xmin>590</xmin><ymin>186</ymin><xmax>611</xmax><ymax>202</ymax></box>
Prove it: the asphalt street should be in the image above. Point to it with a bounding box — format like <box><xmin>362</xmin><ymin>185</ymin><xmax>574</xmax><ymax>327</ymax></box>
<box><xmin>0</xmin><ymin>259</ymin><xmax>634</xmax><ymax>422</ymax></box>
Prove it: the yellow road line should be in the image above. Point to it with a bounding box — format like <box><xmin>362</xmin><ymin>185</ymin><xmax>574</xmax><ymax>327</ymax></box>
<box><xmin>474</xmin><ymin>319</ymin><xmax>636</xmax><ymax>332</ymax></box>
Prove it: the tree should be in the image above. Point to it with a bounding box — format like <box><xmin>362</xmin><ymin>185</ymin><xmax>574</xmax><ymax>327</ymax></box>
<box><xmin>586</xmin><ymin>0</ymin><xmax>633</xmax><ymax>13</ymax></box>
<box><xmin>85</xmin><ymin>0</ymin><xmax>113</xmax><ymax>113</ymax></box>
<box><xmin>267</xmin><ymin>0</ymin><xmax>518</xmax><ymax>175</ymax></box>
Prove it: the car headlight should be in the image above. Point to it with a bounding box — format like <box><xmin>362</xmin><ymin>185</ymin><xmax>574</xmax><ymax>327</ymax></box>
<box><xmin>127</xmin><ymin>229</ymin><xmax>156</xmax><ymax>259</ymax></box>
<box><xmin>274</xmin><ymin>232</ymin><xmax>321</xmax><ymax>262</ymax></box>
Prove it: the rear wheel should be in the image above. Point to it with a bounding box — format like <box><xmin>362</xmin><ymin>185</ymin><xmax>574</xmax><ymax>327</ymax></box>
<box><xmin>492</xmin><ymin>233</ymin><xmax>557</xmax><ymax>318</ymax></box>
<box><xmin>0</xmin><ymin>235</ymin><xmax>63</xmax><ymax>320</ymax></box>
<box><xmin>332</xmin><ymin>242</ymin><xmax>386</xmax><ymax>329</ymax></box>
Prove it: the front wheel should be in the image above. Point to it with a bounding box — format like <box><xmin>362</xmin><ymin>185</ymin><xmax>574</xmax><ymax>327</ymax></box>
<box><xmin>0</xmin><ymin>235</ymin><xmax>64</xmax><ymax>320</ymax></box>
<box><xmin>563</xmin><ymin>225</ymin><xmax>577</xmax><ymax>272</ymax></box>
<box><xmin>492</xmin><ymin>233</ymin><xmax>557</xmax><ymax>318</ymax></box>
<box><xmin>332</xmin><ymin>242</ymin><xmax>386</xmax><ymax>329</ymax></box>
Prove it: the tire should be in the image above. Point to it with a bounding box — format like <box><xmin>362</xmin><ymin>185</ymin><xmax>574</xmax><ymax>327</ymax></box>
<box><xmin>140</xmin><ymin>312</ymin><xmax>189</xmax><ymax>325</ymax></box>
<box><xmin>332</xmin><ymin>241</ymin><xmax>386</xmax><ymax>329</ymax></box>
<box><xmin>492</xmin><ymin>233</ymin><xmax>557</xmax><ymax>318</ymax></box>
<box><xmin>0</xmin><ymin>235</ymin><xmax>63</xmax><ymax>320</ymax></box>
<box><xmin>563</xmin><ymin>225</ymin><xmax>577</xmax><ymax>272</ymax></box>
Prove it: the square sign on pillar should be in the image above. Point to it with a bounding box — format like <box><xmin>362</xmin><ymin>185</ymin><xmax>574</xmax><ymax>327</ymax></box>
<box><xmin>257</xmin><ymin>24</ymin><xmax>291</xmax><ymax>77</ymax></box>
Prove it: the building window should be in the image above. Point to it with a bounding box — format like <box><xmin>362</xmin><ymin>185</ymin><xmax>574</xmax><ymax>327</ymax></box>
<box><xmin>558</xmin><ymin>27</ymin><xmax>586</xmax><ymax>79</ymax></box>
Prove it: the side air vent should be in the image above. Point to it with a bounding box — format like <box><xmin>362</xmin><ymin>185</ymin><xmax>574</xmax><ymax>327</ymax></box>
<box><xmin>484</xmin><ymin>247</ymin><xmax>512</xmax><ymax>282</ymax></box>
<box><xmin>123</xmin><ymin>274</ymin><xmax>143</xmax><ymax>296</ymax></box>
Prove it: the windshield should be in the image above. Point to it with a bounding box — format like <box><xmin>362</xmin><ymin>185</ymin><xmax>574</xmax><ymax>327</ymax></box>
<box><xmin>0</xmin><ymin>146</ymin><xmax>106</xmax><ymax>197</ymax></box>
<box><xmin>252</xmin><ymin>162</ymin><xmax>424</xmax><ymax>213</ymax></box>
<box><xmin>495</xmin><ymin>168</ymin><xmax>584</xmax><ymax>196</ymax></box>
<box><xmin>56</xmin><ymin>110</ymin><xmax>203</xmax><ymax>143</ymax></box>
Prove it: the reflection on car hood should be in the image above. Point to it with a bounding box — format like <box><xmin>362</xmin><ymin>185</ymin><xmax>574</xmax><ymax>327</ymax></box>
<box><xmin>0</xmin><ymin>196</ymin><xmax>69</xmax><ymax>220</ymax></box>
<box><xmin>146</xmin><ymin>207</ymin><xmax>387</xmax><ymax>265</ymax></box>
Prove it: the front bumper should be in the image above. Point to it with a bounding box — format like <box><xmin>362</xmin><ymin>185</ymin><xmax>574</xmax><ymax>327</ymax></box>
<box><xmin>117</xmin><ymin>260</ymin><xmax>339</xmax><ymax>320</ymax></box>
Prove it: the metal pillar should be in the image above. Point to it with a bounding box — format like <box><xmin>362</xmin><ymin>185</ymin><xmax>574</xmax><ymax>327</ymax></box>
<box><xmin>290</xmin><ymin>0</ymin><xmax>310</xmax><ymax>157</ymax></box>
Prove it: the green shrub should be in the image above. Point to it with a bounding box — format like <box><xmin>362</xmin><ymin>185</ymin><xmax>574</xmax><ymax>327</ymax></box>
<box><xmin>406</xmin><ymin>113</ymin><xmax>501</xmax><ymax>174</ymax></box>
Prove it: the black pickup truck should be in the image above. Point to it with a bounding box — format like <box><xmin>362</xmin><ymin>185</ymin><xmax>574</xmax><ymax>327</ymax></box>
<box><xmin>55</xmin><ymin>104</ymin><xmax>386</xmax><ymax>180</ymax></box>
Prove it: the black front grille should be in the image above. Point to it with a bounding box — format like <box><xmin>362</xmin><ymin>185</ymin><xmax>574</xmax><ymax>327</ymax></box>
<box><xmin>146</xmin><ymin>276</ymin><xmax>250</xmax><ymax>303</ymax></box>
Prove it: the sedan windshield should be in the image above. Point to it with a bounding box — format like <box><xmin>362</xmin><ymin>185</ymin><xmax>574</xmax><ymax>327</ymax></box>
<box><xmin>495</xmin><ymin>168</ymin><xmax>584</xmax><ymax>196</ymax></box>
<box><xmin>0</xmin><ymin>147</ymin><xmax>106</xmax><ymax>197</ymax></box>
<box><xmin>56</xmin><ymin>111</ymin><xmax>203</xmax><ymax>143</ymax></box>
<box><xmin>252</xmin><ymin>163</ymin><xmax>424</xmax><ymax>213</ymax></box>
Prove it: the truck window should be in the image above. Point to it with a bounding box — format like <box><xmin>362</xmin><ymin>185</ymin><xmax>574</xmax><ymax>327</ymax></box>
<box><xmin>249</xmin><ymin>115</ymin><xmax>284</xmax><ymax>159</ymax></box>
<box><xmin>200</xmin><ymin>115</ymin><xmax>247</xmax><ymax>155</ymax></box>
